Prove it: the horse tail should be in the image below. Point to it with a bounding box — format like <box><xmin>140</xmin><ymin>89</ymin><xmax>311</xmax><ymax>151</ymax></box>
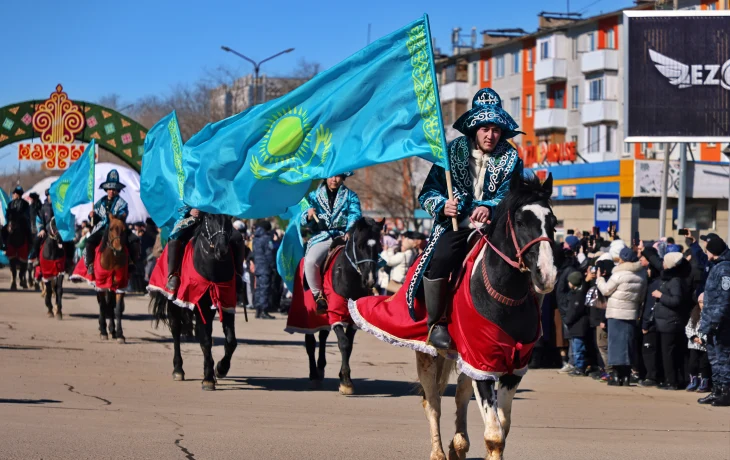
<box><xmin>149</xmin><ymin>292</ymin><xmax>170</xmax><ymax>328</ymax></box>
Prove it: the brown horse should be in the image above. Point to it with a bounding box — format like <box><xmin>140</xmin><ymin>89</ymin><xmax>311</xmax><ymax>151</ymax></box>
<box><xmin>97</xmin><ymin>215</ymin><xmax>132</xmax><ymax>343</ymax></box>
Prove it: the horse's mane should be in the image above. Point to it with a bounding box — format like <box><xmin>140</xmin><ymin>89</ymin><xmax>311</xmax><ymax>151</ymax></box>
<box><xmin>487</xmin><ymin>172</ymin><xmax>552</xmax><ymax>238</ymax></box>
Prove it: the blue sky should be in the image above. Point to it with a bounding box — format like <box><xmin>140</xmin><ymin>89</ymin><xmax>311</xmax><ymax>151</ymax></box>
<box><xmin>0</xmin><ymin>0</ymin><xmax>633</xmax><ymax>170</ymax></box>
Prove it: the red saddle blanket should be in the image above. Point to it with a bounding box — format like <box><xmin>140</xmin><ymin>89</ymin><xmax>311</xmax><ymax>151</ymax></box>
<box><xmin>285</xmin><ymin>247</ymin><xmax>350</xmax><ymax>334</ymax></box>
<box><xmin>349</xmin><ymin>239</ymin><xmax>539</xmax><ymax>381</ymax></box>
<box><xmin>39</xmin><ymin>242</ymin><xmax>65</xmax><ymax>281</ymax></box>
<box><xmin>71</xmin><ymin>246</ymin><xmax>129</xmax><ymax>292</ymax></box>
<box><xmin>147</xmin><ymin>241</ymin><xmax>236</xmax><ymax>324</ymax></box>
<box><xmin>6</xmin><ymin>240</ymin><xmax>29</xmax><ymax>262</ymax></box>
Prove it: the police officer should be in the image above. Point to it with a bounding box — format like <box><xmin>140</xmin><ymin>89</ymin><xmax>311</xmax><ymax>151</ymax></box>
<box><xmin>252</xmin><ymin>220</ymin><xmax>277</xmax><ymax>319</ymax></box>
<box><xmin>698</xmin><ymin>233</ymin><xmax>730</xmax><ymax>406</ymax></box>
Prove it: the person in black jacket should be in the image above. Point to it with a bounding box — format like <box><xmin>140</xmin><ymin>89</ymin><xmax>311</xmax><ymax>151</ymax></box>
<box><xmin>556</xmin><ymin>239</ymin><xmax>581</xmax><ymax>373</ymax></box>
<box><xmin>652</xmin><ymin>252</ymin><xmax>693</xmax><ymax>390</ymax></box>
<box><xmin>565</xmin><ymin>271</ymin><xmax>590</xmax><ymax>376</ymax></box>
<box><xmin>252</xmin><ymin>220</ymin><xmax>277</xmax><ymax>319</ymax></box>
<box><xmin>640</xmin><ymin>247</ymin><xmax>664</xmax><ymax>387</ymax></box>
<box><xmin>585</xmin><ymin>259</ymin><xmax>614</xmax><ymax>381</ymax></box>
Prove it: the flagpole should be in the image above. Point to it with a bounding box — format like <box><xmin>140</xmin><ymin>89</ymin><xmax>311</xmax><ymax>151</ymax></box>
<box><xmin>445</xmin><ymin>173</ymin><xmax>458</xmax><ymax>230</ymax></box>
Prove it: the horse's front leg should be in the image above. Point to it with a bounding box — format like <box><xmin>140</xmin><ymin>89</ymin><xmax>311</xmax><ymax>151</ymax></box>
<box><xmin>198</xmin><ymin>307</ymin><xmax>216</xmax><ymax>391</ymax></box>
<box><xmin>317</xmin><ymin>329</ymin><xmax>329</xmax><ymax>380</ymax></box>
<box><xmin>54</xmin><ymin>277</ymin><xmax>63</xmax><ymax>320</ymax></box>
<box><xmin>106</xmin><ymin>292</ymin><xmax>117</xmax><ymax>339</ymax></box>
<box><xmin>333</xmin><ymin>324</ymin><xmax>355</xmax><ymax>395</ymax></box>
<box><xmin>496</xmin><ymin>375</ymin><xmax>521</xmax><ymax>439</ymax></box>
<box><xmin>417</xmin><ymin>352</ymin><xmax>447</xmax><ymax>460</ymax></box>
<box><xmin>18</xmin><ymin>260</ymin><xmax>27</xmax><ymax>289</ymax></box>
<box><xmin>449</xmin><ymin>372</ymin><xmax>473</xmax><ymax>460</ymax></box>
<box><xmin>115</xmin><ymin>294</ymin><xmax>125</xmax><ymax>343</ymax></box>
<box><xmin>474</xmin><ymin>377</ymin><xmax>517</xmax><ymax>460</ymax></box>
<box><xmin>305</xmin><ymin>334</ymin><xmax>319</xmax><ymax>388</ymax></box>
<box><xmin>215</xmin><ymin>311</ymin><xmax>237</xmax><ymax>379</ymax></box>
<box><xmin>9</xmin><ymin>259</ymin><xmax>17</xmax><ymax>291</ymax></box>
<box><xmin>169</xmin><ymin>303</ymin><xmax>185</xmax><ymax>381</ymax></box>
<box><xmin>44</xmin><ymin>281</ymin><xmax>54</xmax><ymax>317</ymax></box>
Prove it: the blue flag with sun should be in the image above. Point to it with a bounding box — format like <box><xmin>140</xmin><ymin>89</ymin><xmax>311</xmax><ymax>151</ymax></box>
<box><xmin>140</xmin><ymin>111</ymin><xmax>185</xmax><ymax>233</ymax></box>
<box><xmin>182</xmin><ymin>14</ymin><xmax>447</xmax><ymax>218</ymax></box>
<box><xmin>49</xmin><ymin>140</ymin><xmax>96</xmax><ymax>242</ymax></box>
<box><xmin>276</xmin><ymin>198</ymin><xmax>310</xmax><ymax>292</ymax></box>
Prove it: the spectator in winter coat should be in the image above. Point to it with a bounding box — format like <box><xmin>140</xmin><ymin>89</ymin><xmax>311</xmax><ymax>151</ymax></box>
<box><xmin>381</xmin><ymin>232</ymin><xmax>419</xmax><ymax>295</ymax></box>
<box><xmin>652</xmin><ymin>252</ymin><xmax>693</xmax><ymax>390</ymax></box>
<box><xmin>252</xmin><ymin>220</ymin><xmax>276</xmax><ymax>319</ymax></box>
<box><xmin>686</xmin><ymin>298</ymin><xmax>711</xmax><ymax>393</ymax></box>
<box><xmin>597</xmin><ymin>246</ymin><xmax>647</xmax><ymax>386</ymax></box>
<box><xmin>639</xmin><ymin>246</ymin><xmax>664</xmax><ymax>387</ymax></box>
<box><xmin>564</xmin><ymin>271</ymin><xmax>590</xmax><ymax>376</ymax></box>
<box><xmin>555</xmin><ymin>242</ymin><xmax>581</xmax><ymax>373</ymax></box>
<box><xmin>585</xmin><ymin>259</ymin><xmax>614</xmax><ymax>380</ymax></box>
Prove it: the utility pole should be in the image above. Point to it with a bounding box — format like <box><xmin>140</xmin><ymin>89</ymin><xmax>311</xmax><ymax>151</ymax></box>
<box><xmin>677</xmin><ymin>143</ymin><xmax>688</xmax><ymax>230</ymax></box>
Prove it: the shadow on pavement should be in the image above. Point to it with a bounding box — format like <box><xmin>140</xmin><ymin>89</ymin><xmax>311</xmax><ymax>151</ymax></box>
<box><xmin>217</xmin><ymin>376</ymin><xmax>428</xmax><ymax>397</ymax></box>
<box><xmin>69</xmin><ymin>313</ymin><xmax>155</xmax><ymax>322</ymax></box>
<box><xmin>0</xmin><ymin>398</ymin><xmax>62</xmax><ymax>404</ymax></box>
<box><xmin>138</xmin><ymin>335</ymin><xmax>306</xmax><ymax>347</ymax></box>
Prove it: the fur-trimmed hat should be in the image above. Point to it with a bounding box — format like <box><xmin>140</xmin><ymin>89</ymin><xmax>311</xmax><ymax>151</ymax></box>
<box><xmin>663</xmin><ymin>252</ymin><xmax>684</xmax><ymax>270</ymax></box>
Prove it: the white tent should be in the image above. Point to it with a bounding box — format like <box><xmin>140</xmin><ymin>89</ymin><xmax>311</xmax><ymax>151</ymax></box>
<box><xmin>23</xmin><ymin>176</ymin><xmax>60</xmax><ymax>201</ymax></box>
<box><xmin>71</xmin><ymin>163</ymin><xmax>150</xmax><ymax>225</ymax></box>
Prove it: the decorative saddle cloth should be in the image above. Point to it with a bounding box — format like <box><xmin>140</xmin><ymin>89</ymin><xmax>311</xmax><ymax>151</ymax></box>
<box><xmin>5</xmin><ymin>240</ymin><xmax>29</xmax><ymax>262</ymax></box>
<box><xmin>39</xmin><ymin>241</ymin><xmax>65</xmax><ymax>281</ymax></box>
<box><xmin>71</xmin><ymin>246</ymin><xmax>129</xmax><ymax>292</ymax></box>
<box><xmin>147</xmin><ymin>241</ymin><xmax>236</xmax><ymax>324</ymax></box>
<box><xmin>285</xmin><ymin>246</ymin><xmax>350</xmax><ymax>334</ymax></box>
<box><xmin>349</xmin><ymin>238</ymin><xmax>540</xmax><ymax>381</ymax></box>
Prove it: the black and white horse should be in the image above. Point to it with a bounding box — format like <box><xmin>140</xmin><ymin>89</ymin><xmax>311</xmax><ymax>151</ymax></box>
<box><xmin>150</xmin><ymin>213</ymin><xmax>245</xmax><ymax>391</ymax></box>
<box><xmin>305</xmin><ymin>217</ymin><xmax>383</xmax><ymax>395</ymax></box>
<box><xmin>416</xmin><ymin>173</ymin><xmax>558</xmax><ymax>460</ymax></box>
<box><xmin>40</xmin><ymin>217</ymin><xmax>66</xmax><ymax>319</ymax></box>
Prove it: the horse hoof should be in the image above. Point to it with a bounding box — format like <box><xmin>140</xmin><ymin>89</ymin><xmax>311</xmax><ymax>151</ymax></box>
<box><xmin>173</xmin><ymin>371</ymin><xmax>185</xmax><ymax>381</ymax></box>
<box><xmin>46</xmin><ymin>311</ymin><xmax>54</xmax><ymax>318</ymax></box>
<box><xmin>55</xmin><ymin>313</ymin><xmax>63</xmax><ymax>321</ymax></box>
<box><xmin>10</xmin><ymin>283</ymin><xmax>17</xmax><ymax>291</ymax></box>
<box><xmin>339</xmin><ymin>383</ymin><xmax>355</xmax><ymax>396</ymax></box>
<box><xmin>201</xmin><ymin>380</ymin><xmax>216</xmax><ymax>391</ymax></box>
<box><xmin>309</xmin><ymin>379</ymin><xmax>323</xmax><ymax>390</ymax></box>
<box><xmin>116</xmin><ymin>336</ymin><xmax>126</xmax><ymax>344</ymax></box>
<box><xmin>317</xmin><ymin>368</ymin><xmax>325</xmax><ymax>381</ymax></box>
<box><xmin>214</xmin><ymin>363</ymin><xmax>229</xmax><ymax>379</ymax></box>
<box><xmin>100</xmin><ymin>334</ymin><xmax>109</xmax><ymax>341</ymax></box>
<box><xmin>448</xmin><ymin>433</ymin><xmax>470</xmax><ymax>460</ymax></box>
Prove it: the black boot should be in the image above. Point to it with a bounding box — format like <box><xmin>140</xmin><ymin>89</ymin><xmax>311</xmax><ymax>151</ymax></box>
<box><xmin>313</xmin><ymin>292</ymin><xmax>328</xmax><ymax>315</ymax></box>
<box><xmin>165</xmin><ymin>239</ymin><xmax>183</xmax><ymax>292</ymax></box>
<box><xmin>85</xmin><ymin>246</ymin><xmax>95</xmax><ymax>276</ymax></box>
<box><xmin>423</xmin><ymin>277</ymin><xmax>451</xmax><ymax>350</ymax></box>
<box><xmin>712</xmin><ymin>385</ymin><xmax>730</xmax><ymax>407</ymax></box>
<box><xmin>607</xmin><ymin>369</ymin><xmax>622</xmax><ymax>386</ymax></box>
<box><xmin>698</xmin><ymin>386</ymin><xmax>720</xmax><ymax>405</ymax></box>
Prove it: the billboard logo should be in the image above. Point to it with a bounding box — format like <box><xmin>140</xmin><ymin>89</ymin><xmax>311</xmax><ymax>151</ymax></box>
<box><xmin>649</xmin><ymin>49</ymin><xmax>730</xmax><ymax>90</ymax></box>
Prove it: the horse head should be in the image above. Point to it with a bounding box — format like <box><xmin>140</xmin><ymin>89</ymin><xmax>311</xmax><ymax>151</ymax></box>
<box><xmin>486</xmin><ymin>172</ymin><xmax>558</xmax><ymax>295</ymax></box>
<box><xmin>47</xmin><ymin>217</ymin><xmax>60</xmax><ymax>241</ymax></box>
<box><xmin>106</xmin><ymin>215</ymin><xmax>127</xmax><ymax>254</ymax></box>
<box><xmin>197</xmin><ymin>213</ymin><xmax>233</xmax><ymax>262</ymax></box>
<box><xmin>345</xmin><ymin>217</ymin><xmax>384</xmax><ymax>292</ymax></box>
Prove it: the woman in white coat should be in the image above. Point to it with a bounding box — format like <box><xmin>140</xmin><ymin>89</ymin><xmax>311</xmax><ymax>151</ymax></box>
<box><xmin>381</xmin><ymin>232</ymin><xmax>420</xmax><ymax>295</ymax></box>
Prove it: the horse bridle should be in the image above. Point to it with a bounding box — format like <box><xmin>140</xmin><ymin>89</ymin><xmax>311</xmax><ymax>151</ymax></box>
<box><xmin>344</xmin><ymin>236</ymin><xmax>377</xmax><ymax>276</ymax></box>
<box><xmin>478</xmin><ymin>212</ymin><xmax>553</xmax><ymax>273</ymax></box>
<box><xmin>201</xmin><ymin>217</ymin><xmax>230</xmax><ymax>252</ymax></box>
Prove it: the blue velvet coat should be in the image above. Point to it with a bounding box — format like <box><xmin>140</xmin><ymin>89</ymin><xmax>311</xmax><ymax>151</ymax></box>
<box><xmin>301</xmin><ymin>184</ymin><xmax>362</xmax><ymax>252</ymax></box>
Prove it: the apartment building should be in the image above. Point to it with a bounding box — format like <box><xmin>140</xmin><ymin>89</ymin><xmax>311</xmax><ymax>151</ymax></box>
<box><xmin>437</xmin><ymin>0</ymin><xmax>730</xmax><ymax>240</ymax></box>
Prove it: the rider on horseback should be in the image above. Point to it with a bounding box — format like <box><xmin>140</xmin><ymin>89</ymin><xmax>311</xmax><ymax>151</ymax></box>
<box><xmin>84</xmin><ymin>170</ymin><xmax>129</xmax><ymax>276</ymax></box>
<box><xmin>417</xmin><ymin>88</ymin><xmax>525</xmax><ymax>350</ymax></box>
<box><xmin>301</xmin><ymin>173</ymin><xmax>362</xmax><ymax>314</ymax></box>
<box><xmin>165</xmin><ymin>205</ymin><xmax>201</xmax><ymax>292</ymax></box>
<box><xmin>1</xmin><ymin>186</ymin><xmax>31</xmax><ymax>251</ymax></box>
<box><xmin>31</xmin><ymin>189</ymin><xmax>55</xmax><ymax>256</ymax></box>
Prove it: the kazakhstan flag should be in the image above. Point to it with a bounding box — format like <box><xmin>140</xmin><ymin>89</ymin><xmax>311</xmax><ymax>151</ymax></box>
<box><xmin>276</xmin><ymin>198</ymin><xmax>310</xmax><ymax>292</ymax></box>
<box><xmin>184</xmin><ymin>14</ymin><xmax>447</xmax><ymax>218</ymax></box>
<box><xmin>140</xmin><ymin>111</ymin><xmax>185</xmax><ymax>232</ymax></box>
<box><xmin>49</xmin><ymin>140</ymin><xmax>96</xmax><ymax>242</ymax></box>
<box><xmin>0</xmin><ymin>187</ymin><xmax>9</xmax><ymax>227</ymax></box>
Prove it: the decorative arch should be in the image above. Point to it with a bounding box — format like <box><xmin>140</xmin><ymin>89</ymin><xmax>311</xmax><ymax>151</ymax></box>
<box><xmin>0</xmin><ymin>85</ymin><xmax>147</xmax><ymax>172</ymax></box>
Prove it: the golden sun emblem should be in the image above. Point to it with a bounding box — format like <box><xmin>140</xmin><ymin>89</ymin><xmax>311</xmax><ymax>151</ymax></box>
<box><xmin>250</xmin><ymin>107</ymin><xmax>332</xmax><ymax>185</ymax></box>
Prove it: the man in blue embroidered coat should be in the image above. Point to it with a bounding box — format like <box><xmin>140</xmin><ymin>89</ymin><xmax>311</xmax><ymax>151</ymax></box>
<box><xmin>165</xmin><ymin>205</ymin><xmax>201</xmax><ymax>293</ymax></box>
<box><xmin>301</xmin><ymin>173</ymin><xmax>362</xmax><ymax>313</ymax></box>
<box><xmin>415</xmin><ymin>88</ymin><xmax>524</xmax><ymax>350</ymax></box>
<box><xmin>84</xmin><ymin>170</ymin><xmax>129</xmax><ymax>276</ymax></box>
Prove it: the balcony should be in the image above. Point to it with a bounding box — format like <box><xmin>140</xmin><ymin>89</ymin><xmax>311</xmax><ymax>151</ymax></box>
<box><xmin>535</xmin><ymin>58</ymin><xmax>567</xmax><ymax>83</ymax></box>
<box><xmin>534</xmin><ymin>109</ymin><xmax>568</xmax><ymax>131</ymax></box>
<box><xmin>581</xmin><ymin>49</ymin><xmax>619</xmax><ymax>74</ymax></box>
<box><xmin>440</xmin><ymin>81</ymin><xmax>470</xmax><ymax>102</ymax></box>
<box><xmin>581</xmin><ymin>100</ymin><xmax>619</xmax><ymax>125</ymax></box>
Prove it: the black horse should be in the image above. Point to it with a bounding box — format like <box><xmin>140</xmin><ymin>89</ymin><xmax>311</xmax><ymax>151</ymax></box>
<box><xmin>151</xmin><ymin>213</ymin><xmax>245</xmax><ymax>391</ymax></box>
<box><xmin>305</xmin><ymin>217</ymin><xmax>383</xmax><ymax>395</ymax></box>
<box><xmin>5</xmin><ymin>215</ymin><xmax>31</xmax><ymax>291</ymax></box>
<box><xmin>39</xmin><ymin>217</ymin><xmax>67</xmax><ymax>319</ymax></box>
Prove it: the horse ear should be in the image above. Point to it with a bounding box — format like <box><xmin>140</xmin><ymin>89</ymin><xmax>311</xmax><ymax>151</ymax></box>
<box><xmin>542</xmin><ymin>173</ymin><xmax>553</xmax><ymax>195</ymax></box>
<box><xmin>510</xmin><ymin>168</ymin><xmax>523</xmax><ymax>191</ymax></box>
<box><xmin>377</xmin><ymin>218</ymin><xmax>386</xmax><ymax>230</ymax></box>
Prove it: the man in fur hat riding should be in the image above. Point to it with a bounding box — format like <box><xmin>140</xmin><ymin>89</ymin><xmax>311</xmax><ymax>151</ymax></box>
<box><xmin>84</xmin><ymin>170</ymin><xmax>129</xmax><ymax>276</ymax></box>
<box><xmin>415</xmin><ymin>88</ymin><xmax>525</xmax><ymax>350</ymax></box>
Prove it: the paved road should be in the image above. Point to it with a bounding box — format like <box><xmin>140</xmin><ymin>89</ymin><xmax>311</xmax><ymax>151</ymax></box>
<box><xmin>0</xmin><ymin>271</ymin><xmax>728</xmax><ymax>460</ymax></box>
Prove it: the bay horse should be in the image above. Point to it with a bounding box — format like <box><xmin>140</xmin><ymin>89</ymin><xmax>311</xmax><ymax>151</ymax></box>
<box><xmin>97</xmin><ymin>215</ymin><xmax>132</xmax><ymax>343</ymax></box>
<box><xmin>150</xmin><ymin>213</ymin><xmax>244</xmax><ymax>391</ymax></box>
<box><xmin>39</xmin><ymin>217</ymin><xmax>67</xmax><ymax>319</ymax></box>
<box><xmin>301</xmin><ymin>217</ymin><xmax>383</xmax><ymax>395</ymax></box>
<box><xmin>5</xmin><ymin>215</ymin><xmax>31</xmax><ymax>291</ymax></box>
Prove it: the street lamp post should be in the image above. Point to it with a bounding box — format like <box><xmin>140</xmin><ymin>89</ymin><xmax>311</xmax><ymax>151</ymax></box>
<box><xmin>723</xmin><ymin>145</ymin><xmax>730</xmax><ymax>241</ymax></box>
<box><xmin>220</xmin><ymin>46</ymin><xmax>295</xmax><ymax>107</ymax></box>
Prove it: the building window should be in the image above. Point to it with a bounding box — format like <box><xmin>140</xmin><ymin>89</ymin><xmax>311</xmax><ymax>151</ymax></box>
<box><xmin>527</xmin><ymin>49</ymin><xmax>533</xmax><ymax>71</ymax></box>
<box><xmin>656</xmin><ymin>142</ymin><xmax>665</xmax><ymax>151</ymax></box>
<box><xmin>588</xmin><ymin>125</ymin><xmax>600</xmax><ymax>153</ymax></box>
<box><xmin>554</xmin><ymin>88</ymin><xmax>565</xmax><ymax>108</ymax></box>
<box><xmin>540</xmin><ymin>40</ymin><xmax>550</xmax><ymax>59</ymax></box>
<box><xmin>605</xmin><ymin>125</ymin><xmax>613</xmax><ymax>152</ymax></box>
<box><xmin>470</xmin><ymin>62</ymin><xmax>478</xmax><ymax>85</ymax></box>
<box><xmin>708</xmin><ymin>2</ymin><xmax>716</xmax><ymax>10</ymax></box>
<box><xmin>708</xmin><ymin>142</ymin><xmax>717</xmax><ymax>147</ymax></box>
<box><xmin>587</xmin><ymin>32</ymin><xmax>596</xmax><ymax>52</ymax></box>
<box><xmin>571</xmin><ymin>135</ymin><xmax>578</xmax><ymax>146</ymax></box>
<box><xmin>606</xmin><ymin>29</ymin><xmax>615</xmax><ymax>49</ymax></box>
<box><xmin>526</xmin><ymin>94</ymin><xmax>533</xmax><ymax>117</ymax></box>
<box><xmin>624</xmin><ymin>142</ymin><xmax>632</xmax><ymax>155</ymax></box>
<box><xmin>483</xmin><ymin>60</ymin><xmax>490</xmax><ymax>80</ymax></box>
<box><xmin>539</xmin><ymin>91</ymin><xmax>547</xmax><ymax>110</ymax></box>
<box><xmin>571</xmin><ymin>85</ymin><xmax>579</xmax><ymax>109</ymax></box>
<box><xmin>512</xmin><ymin>51</ymin><xmax>521</xmax><ymax>74</ymax></box>
<box><xmin>495</xmin><ymin>56</ymin><xmax>505</xmax><ymax>79</ymax></box>
<box><xmin>588</xmin><ymin>78</ymin><xmax>604</xmax><ymax>101</ymax></box>
<box><xmin>511</xmin><ymin>97</ymin><xmax>520</xmax><ymax>121</ymax></box>
<box><xmin>572</xmin><ymin>37</ymin><xmax>578</xmax><ymax>60</ymax></box>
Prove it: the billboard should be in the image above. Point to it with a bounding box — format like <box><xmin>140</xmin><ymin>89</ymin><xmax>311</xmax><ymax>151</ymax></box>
<box><xmin>624</xmin><ymin>11</ymin><xmax>730</xmax><ymax>143</ymax></box>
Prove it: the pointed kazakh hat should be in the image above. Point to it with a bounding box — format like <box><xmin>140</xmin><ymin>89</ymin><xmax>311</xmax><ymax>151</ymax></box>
<box><xmin>99</xmin><ymin>169</ymin><xmax>126</xmax><ymax>191</ymax></box>
<box><xmin>453</xmin><ymin>88</ymin><xmax>525</xmax><ymax>139</ymax></box>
